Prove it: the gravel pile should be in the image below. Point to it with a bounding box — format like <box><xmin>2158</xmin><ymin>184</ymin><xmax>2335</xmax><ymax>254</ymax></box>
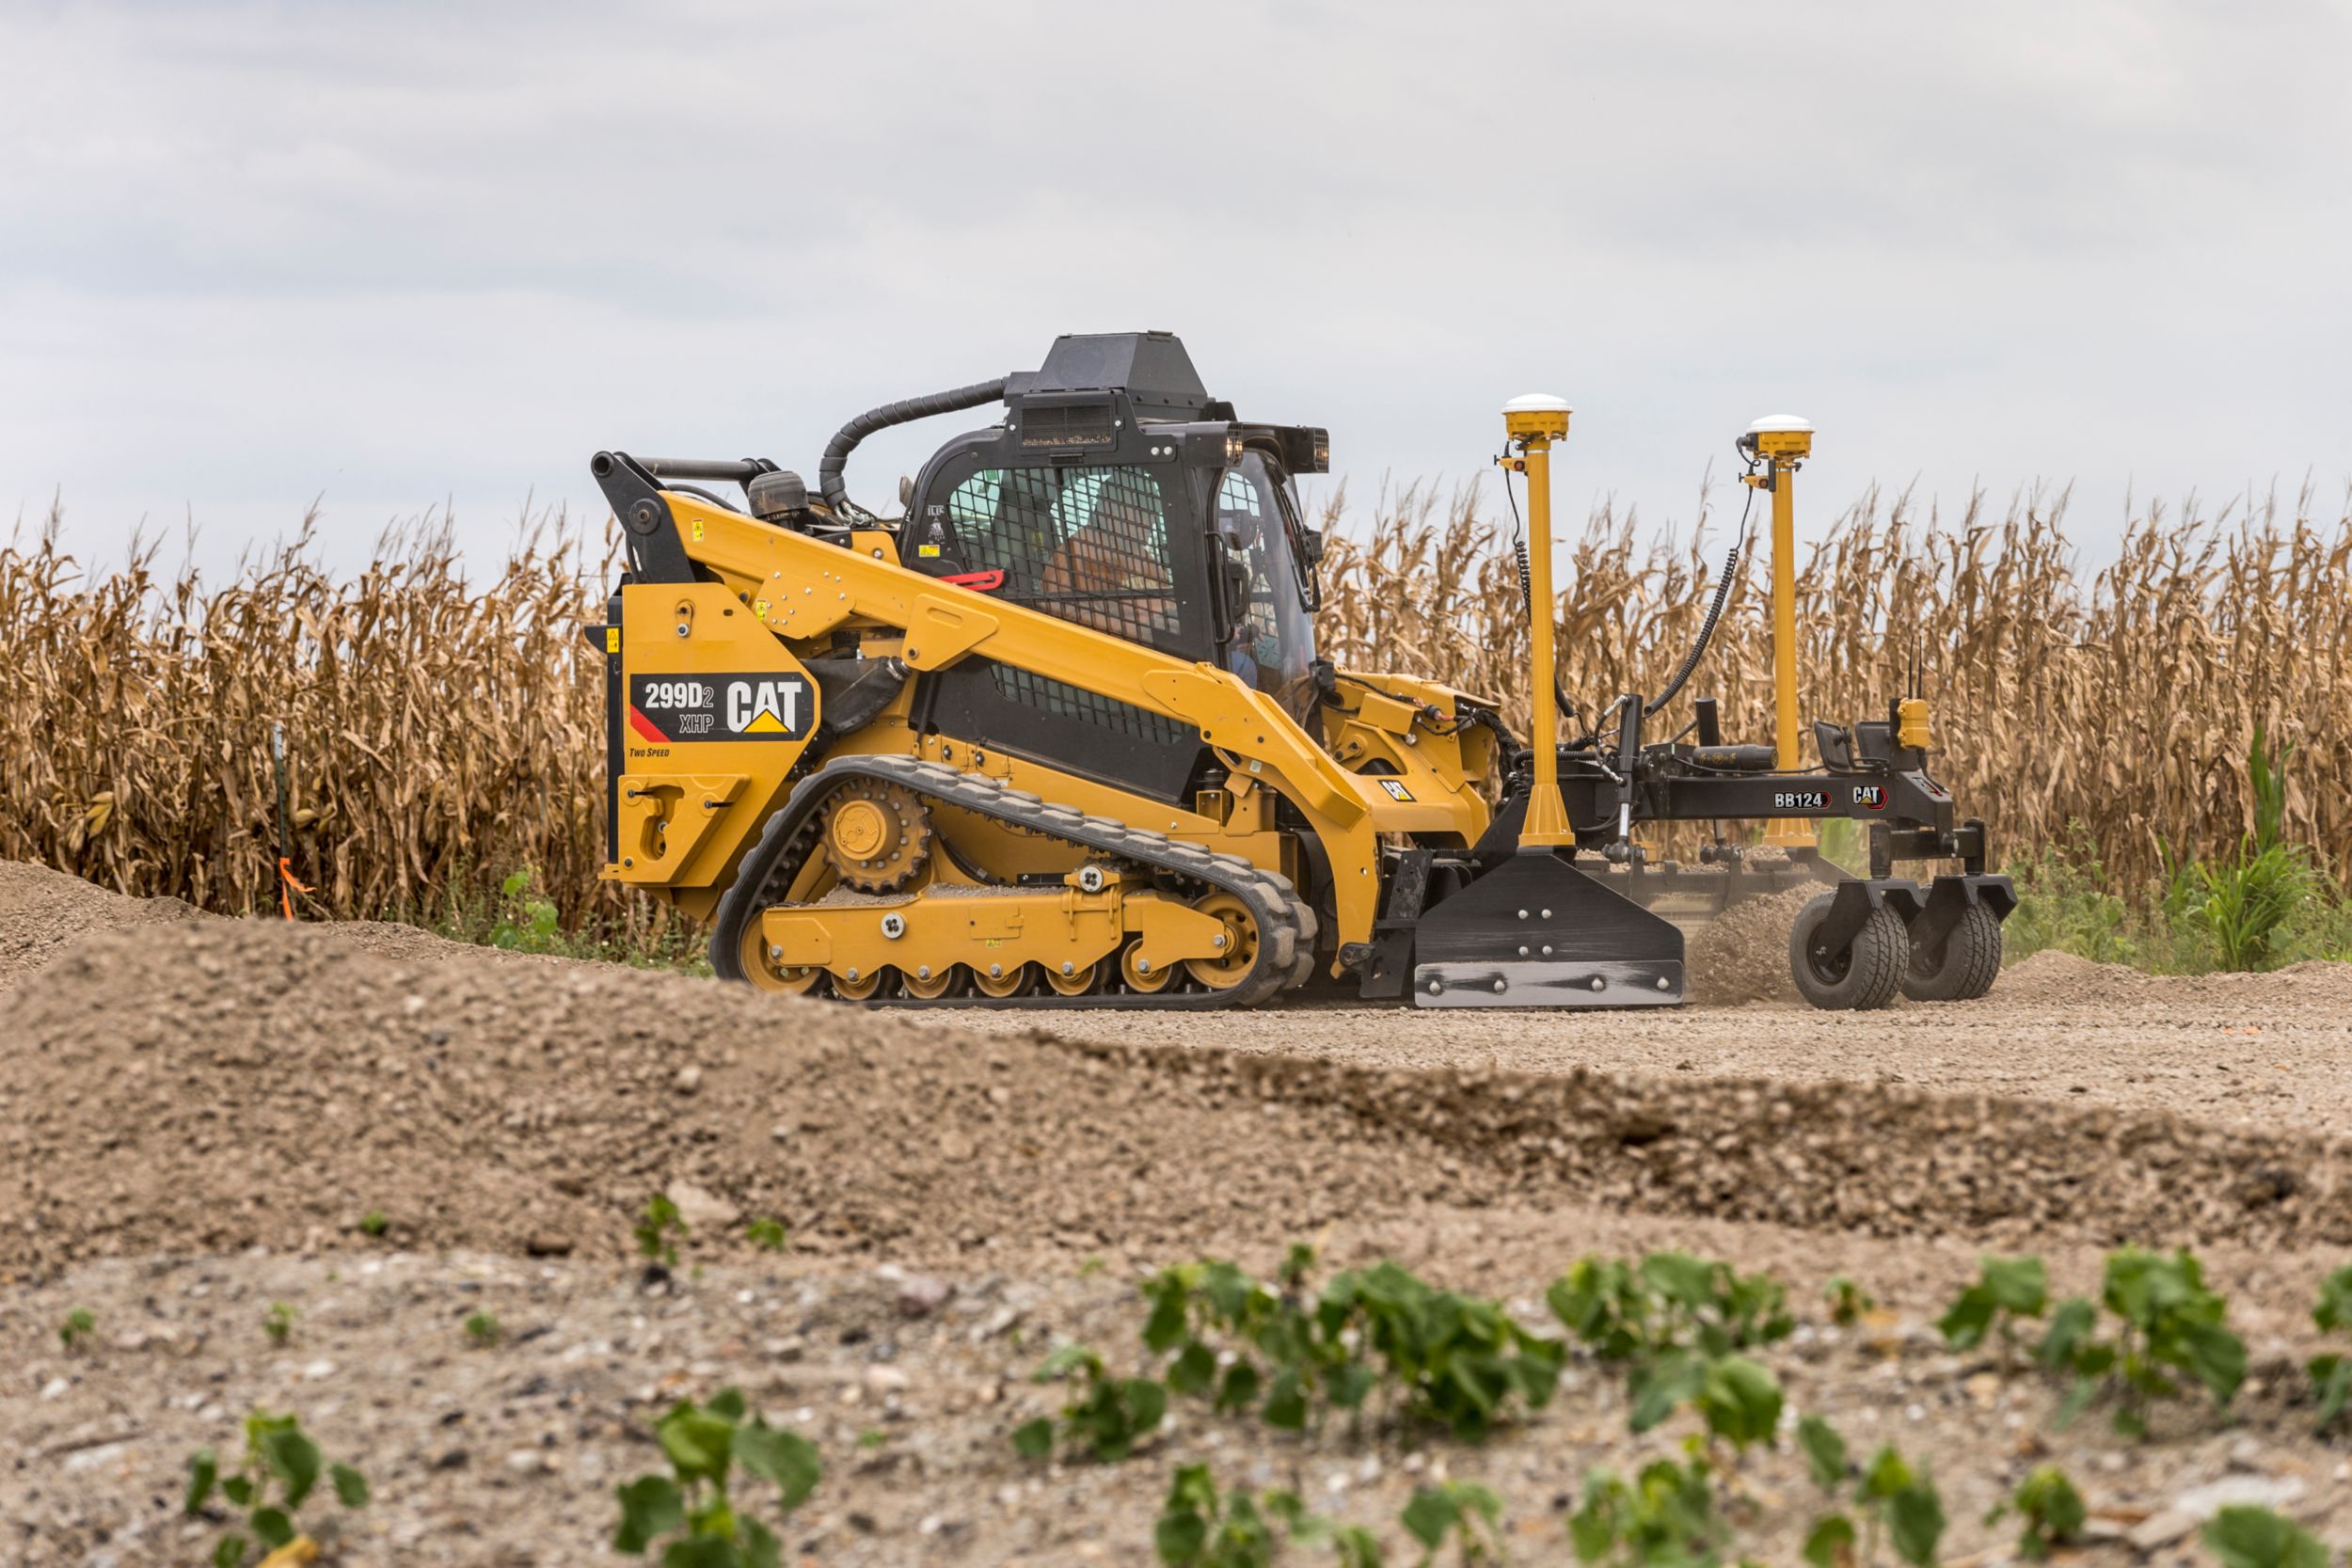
<box><xmin>7</xmin><ymin>868</ymin><xmax>2350</xmax><ymax>1284</ymax></box>
<box><xmin>1682</xmin><ymin>885</ymin><xmax>1815</xmax><ymax>1005</ymax></box>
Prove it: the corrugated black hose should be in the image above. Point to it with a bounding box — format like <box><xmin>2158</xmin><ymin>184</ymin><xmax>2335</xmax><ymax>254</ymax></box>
<box><xmin>1640</xmin><ymin>482</ymin><xmax>1756</xmax><ymax>721</ymax></box>
<box><xmin>818</xmin><ymin>377</ymin><xmax>1009</xmax><ymax>517</ymax></box>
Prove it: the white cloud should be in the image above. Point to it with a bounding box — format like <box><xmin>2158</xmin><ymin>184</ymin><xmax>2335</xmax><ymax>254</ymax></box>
<box><xmin>5</xmin><ymin>0</ymin><xmax>2348</xmax><ymax>577</ymax></box>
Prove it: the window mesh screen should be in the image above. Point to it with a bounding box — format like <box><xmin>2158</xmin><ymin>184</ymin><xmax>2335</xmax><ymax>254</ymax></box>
<box><xmin>989</xmin><ymin>665</ymin><xmax>1195</xmax><ymax>747</ymax></box>
<box><xmin>946</xmin><ymin>466</ymin><xmax>1181</xmax><ymax>650</ymax></box>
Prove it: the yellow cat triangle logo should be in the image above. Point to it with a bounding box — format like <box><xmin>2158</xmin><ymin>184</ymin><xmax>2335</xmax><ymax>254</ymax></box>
<box><xmin>744</xmin><ymin>710</ymin><xmax>787</xmax><ymax>734</ymax></box>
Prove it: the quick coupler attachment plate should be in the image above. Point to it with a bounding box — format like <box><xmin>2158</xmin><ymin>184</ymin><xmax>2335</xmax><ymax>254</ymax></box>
<box><xmin>1409</xmin><ymin>849</ymin><xmax>1687</xmax><ymax>1009</ymax></box>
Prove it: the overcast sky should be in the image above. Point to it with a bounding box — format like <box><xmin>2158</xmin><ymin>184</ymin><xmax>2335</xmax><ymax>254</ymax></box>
<box><xmin>5</xmin><ymin>0</ymin><xmax>2348</xmax><ymax>578</ymax></box>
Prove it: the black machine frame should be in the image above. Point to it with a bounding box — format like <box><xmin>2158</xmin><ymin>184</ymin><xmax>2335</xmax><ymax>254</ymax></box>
<box><xmin>1343</xmin><ymin>686</ymin><xmax>2015</xmax><ymax>1001</ymax></box>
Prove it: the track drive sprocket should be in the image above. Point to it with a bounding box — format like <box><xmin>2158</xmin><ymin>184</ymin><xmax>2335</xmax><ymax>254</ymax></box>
<box><xmin>819</xmin><ymin>779</ymin><xmax>933</xmax><ymax>892</ymax></box>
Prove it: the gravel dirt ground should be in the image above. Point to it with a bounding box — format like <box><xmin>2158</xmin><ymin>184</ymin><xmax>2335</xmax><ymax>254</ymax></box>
<box><xmin>946</xmin><ymin>952</ymin><xmax>2352</xmax><ymax>1133</ymax></box>
<box><xmin>6</xmin><ymin>859</ymin><xmax>2352</xmax><ymax>1567</ymax></box>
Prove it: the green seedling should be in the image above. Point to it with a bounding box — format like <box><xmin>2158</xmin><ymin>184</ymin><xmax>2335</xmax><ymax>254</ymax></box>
<box><xmin>1797</xmin><ymin>1414</ymin><xmax>1849</xmax><ymax>1491</ymax></box>
<box><xmin>1549</xmin><ymin>1253</ymin><xmax>1788</xmax><ymax>1449</ymax></box>
<box><xmin>1401</xmin><ymin>1481</ymin><xmax>1504</xmax><ymax>1567</ymax></box>
<box><xmin>1797</xmin><ymin>1420</ymin><xmax>1943</xmax><ymax>1568</ymax></box>
<box><xmin>1937</xmin><ymin>1255</ymin><xmax>2048</xmax><ymax>1363</ymax></box>
<box><xmin>59</xmin><ymin>1307</ymin><xmax>95</xmax><ymax>1350</ymax></box>
<box><xmin>2039</xmin><ymin>1246</ymin><xmax>2244</xmax><ymax>1437</ymax></box>
<box><xmin>492</xmin><ymin>867</ymin><xmax>564</xmax><ymax>952</ymax></box>
<box><xmin>1013</xmin><ymin>1343</ymin><xmax>1168</xmax><ymax>1464</ymax></box>
<box><xmin>1548</xmin><ymin>1252</ymin><xmax>1795</xmax><ymax>1362</ymax></box>
<box><xmin>1325</xmin><ymin>1259</ymin><xmax>1563</xmax><ymax>1442</ymax></box>
<box><xmin>1987</xmin><ymin>1465</ymin><xmax>2087</xmax><ymax>1560</ymax></box>
<box><xmin>635</xmin><ymin>1193</ymin><xmax>686</xmax><ymax>1270</ymax></box>
<box><xmin>1155</xmin><ymin>1463</ymin><xmax>1383</xmax><ymax>1568</ymax></box>
<box><xmin>1568</xmin><ymin>1455</ymin><xmax>1729</xmax><ymax>1568</ymax></box>
<box><xmin>1806</xmin><ymin>1438</ymin><xmax>1938</xmax><ymax>1568</ymax></box>
<box><xmin>855</xmin><ymin>1428</ymin><xmax>888</xmax><ymax>1450</ymax></box>
<box><xmin>1631</xmin><ymin>1351</ymin><xmax>1785</xmax><ymax>1449</ymax></box>
<box><xmin>358</xmin><ymin>1210</ymin><xmax>389</xmax><ymax>1239</ymax></box>
<box><xmin>2201</xmin><ymin>1505</ymin><xmax>2330</xmax><ymax>1568</ymax></box>
<box><xmin>2304</xmin><ymin>1265</ymin><xmax>2352</xmax><ymax>1432</ymax></box>
<box><xmin>463</xmin><ymin>1311</ymin><xmax>502</xmax><ymax>1348</ymax></box>
<box><xmin>746</xmin><ymin>1216</ymin><xmax>787</xmax><ymax>1252</ymax></box>
<box><xmin>1145</xmin><ymin>1256</ymin><xmax>1353</xmax><ymax>1434</ymax></box>
<box><xmin>262</xmin><ymin>1303</ymin><xmax>296</xmax><ymax>1345</ymax></box>
<box><xmin>1144</xmin><ymin>1249</ymin><xmax>1559</xmax><ymax>1444</ymax></box>
<box><xmin>1823</xmin><ymin>1277</ymin><xmax>1875</xmax><ymax>1328</ymax></box>
<box><xmin>185</xmin><ymin>1409</ymin><xmax>368</xmax><ymax>1568</ymax></box>
<box><xmin>612</xmin><ymin>1388</ymin><xmax>820</xmax><ymax>1566</ymax></box>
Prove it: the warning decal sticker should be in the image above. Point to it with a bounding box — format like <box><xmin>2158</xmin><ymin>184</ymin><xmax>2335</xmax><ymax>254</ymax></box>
<box><xmin>628</xmin><ymin>672</ymin><xmax>817</xmax><ymax>743</ymax></box>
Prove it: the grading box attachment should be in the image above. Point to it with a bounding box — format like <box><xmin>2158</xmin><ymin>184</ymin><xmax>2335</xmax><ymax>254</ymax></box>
<box><xmin>1410</xmin><ymin>848</ymin><xmax>1685</xmax><ymax>1007</ymax></box>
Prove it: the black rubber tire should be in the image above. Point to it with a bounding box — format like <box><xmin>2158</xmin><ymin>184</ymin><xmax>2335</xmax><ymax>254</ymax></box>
<box><xmin>1899</xmin><ymin>901</ymin><xmax>2003</xmax><ymax>1002</ymax></box>
<box><xmin>1788</xmin><ymin>893</ymin><xmax>1908</xmax><ymax>1011</ymax></box>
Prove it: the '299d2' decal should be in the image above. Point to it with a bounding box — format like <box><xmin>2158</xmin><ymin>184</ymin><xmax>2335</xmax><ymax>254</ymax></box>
<box><xmin>628</xmin><ymin>673</ymin><xmax>816</xmax><ymax>743</ymax></box>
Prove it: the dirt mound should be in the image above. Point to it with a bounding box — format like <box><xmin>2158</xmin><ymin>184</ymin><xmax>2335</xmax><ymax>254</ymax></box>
<box><xmin>0</xmin><ymin>859</ymin><xmax>200</xmax><ymax>992</ymax></box>
<box><xmin>8</xmin><ymin>909</ymin><xmax>2352</xmax><ymax>1282</ymax></box>
<box><xmin>0</xmin><ymin>918</ymin><xmax>1444</xmax><ymax>1278</ymax></box>
<box><xmin>1994</xmin><ymin>946</ymin><xmax>2352</xmax><ymax>1011</ymax></box>
<box><xmin>1683</xmin><ymin>887</ymin><xmax>1814</xmax><ymax>1006</ymax></box>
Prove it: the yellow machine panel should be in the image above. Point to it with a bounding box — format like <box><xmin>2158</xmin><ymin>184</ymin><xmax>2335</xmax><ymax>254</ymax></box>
<box><xmin>608</xmin><ymin>580</ymin><xmax>819</xmax><ymax>889</ymax></box>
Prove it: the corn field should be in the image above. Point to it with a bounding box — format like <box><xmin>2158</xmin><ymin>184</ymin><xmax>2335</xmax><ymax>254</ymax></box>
<box><xmin>0</xmin><ymin>508</ymin><xmax>620</xmax><ymax>929</ymax></box>
<box><xmin>1318</xmin><ymin>479</ymin><xmax>2352</xmax><ymax>897</ymax></box>
<box><xmin>5</xmin><ymin>483</ymin><xmax>2347</xmax><ymax>927</ymax></box>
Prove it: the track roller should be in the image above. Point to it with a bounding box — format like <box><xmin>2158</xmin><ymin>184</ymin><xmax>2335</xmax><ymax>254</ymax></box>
<box><xmin>972</xmin><ymin>962</ymin><xmax>1031</xmax><ymax>999</ymax></box>
<box><xmin>738</xmin><ymin>925</ymin><xmax>823</xmax><ymax>996</ymax></box>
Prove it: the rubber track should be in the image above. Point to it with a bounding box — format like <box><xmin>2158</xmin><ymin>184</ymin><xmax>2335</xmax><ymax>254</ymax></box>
<box><xmin>709</xmin><ymin>755</ymin><xmax>1319</xmax><ymax>1009</ymax></box>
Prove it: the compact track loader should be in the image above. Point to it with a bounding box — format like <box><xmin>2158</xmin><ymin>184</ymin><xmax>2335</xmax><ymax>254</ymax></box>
<box><xmin>586</xmin><ymin>332</ymin><xmax>2010</xmax><ymax>1010</ymax></box>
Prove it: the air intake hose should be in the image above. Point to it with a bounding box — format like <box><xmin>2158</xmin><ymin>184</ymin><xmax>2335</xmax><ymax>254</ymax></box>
<box><xmin>818</xmin><ymin>377</ymin><xmax>1009</xmax><ymax>516</ymax></box>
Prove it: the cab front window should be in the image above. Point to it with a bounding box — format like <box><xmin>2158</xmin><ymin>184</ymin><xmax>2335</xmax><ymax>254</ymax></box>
<box><xmin>1215</xmin><ymin>452</ymin><xmax>1319</xmax><ymax>722</ymax></box>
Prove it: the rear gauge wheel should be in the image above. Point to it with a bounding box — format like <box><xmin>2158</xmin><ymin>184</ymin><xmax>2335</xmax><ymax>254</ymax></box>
<box><xmin>1788</xmin><ymin>893</ymin><xmax>1906</xmax><ymax>1011</ymax></box>
<box><xmin>738</xmin><ymin>924</ymin><xmax>823</xmax><ymax>997</ymax></box>
<box><xmin>1184</xmin><ymin>893</ymin><xmax>1260</xmax><ymax>990</ymax></box>
<box><xmin>1899</xmin><ymin>902</ymin><xmax>2003</xmax><ymax>1002</ymax></box>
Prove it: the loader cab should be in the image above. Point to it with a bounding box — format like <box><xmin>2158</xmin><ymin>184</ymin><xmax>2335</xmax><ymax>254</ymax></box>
<box><xmin>900</xmin><ymin>332</ymin><xmax>1327</xmax><ymax>801</ymax></box>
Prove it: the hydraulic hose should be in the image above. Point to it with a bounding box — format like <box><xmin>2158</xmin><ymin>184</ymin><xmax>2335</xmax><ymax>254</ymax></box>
<box><xmin>1641</xmin><ymin>483</ymin><xmax>1756</xmax><ymax>721</ymax></box>
<box><xmin>818</xmin><ymin>377</ymin><xmax>1009</xmax><ymax>516</ymax></box>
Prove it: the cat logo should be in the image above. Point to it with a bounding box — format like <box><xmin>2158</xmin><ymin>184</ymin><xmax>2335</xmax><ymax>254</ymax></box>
<box><xmin>727</xmin><ymin>679</ymin><xmax>802</xmax><ymax>736</ymax></box>
<box><xmin>1376</xmin><ymin>779</ymin><xmax>1415</xmax><ymax>802</ymax></box>
<box><xmin>627</xmin><ymin>670</ymin><xmax>815</xmax><ymax>744</ymax></box>
<box><xmin>1852</xmin><ymin>784</ymin><xmax>1887</xmax><ymax>810</ymax></box>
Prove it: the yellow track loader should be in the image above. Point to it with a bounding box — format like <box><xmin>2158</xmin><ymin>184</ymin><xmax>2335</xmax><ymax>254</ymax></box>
<box><xmin>586</xmin><ymin>332</ymin><xmax>2010</xmax><ymax>1010</ymax></box>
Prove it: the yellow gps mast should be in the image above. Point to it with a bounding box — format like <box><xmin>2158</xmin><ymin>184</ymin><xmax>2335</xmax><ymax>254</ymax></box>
<box><xmin>1500</xmin><ymin>394</ymin><xmax>1575</xmax><ymax>849</ymax></box>
<box><xmin>1740</xmin><ymin>414</ymin><xmax>1814</xmax><ymax>849</ymax></box>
